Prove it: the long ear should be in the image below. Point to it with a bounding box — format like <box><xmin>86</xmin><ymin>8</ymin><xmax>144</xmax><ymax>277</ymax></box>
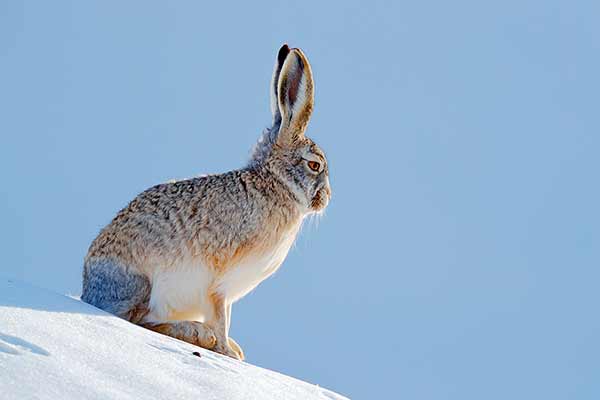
<box><xmin>270</xmin><ymin>44</ymin><xmax>290</xmax><ymax>126</ymax></box>
<box><xmin>276</xmin><ymin>48</ymin><xmax>314</xmax><ymax>145</ymax></box>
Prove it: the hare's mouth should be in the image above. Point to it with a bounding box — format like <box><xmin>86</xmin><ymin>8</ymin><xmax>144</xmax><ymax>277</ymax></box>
<box><xmin>310</xmin><ymin>187</ymin><xmax>331</xmax><ymax>211</ymax></box>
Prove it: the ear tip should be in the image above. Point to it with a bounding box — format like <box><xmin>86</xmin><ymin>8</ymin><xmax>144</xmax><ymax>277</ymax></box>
<box><xmin>278</xmin><ymin>44</ymin><xmax>310</xmax><ymax>67</ymax></box>
<box><xmin>288</xmin><ymin>49</ymin><xmax>307</xmax><ymax>72</ymax></box>
<box><xmin>278</xmin><ymin>44</ymin><xmax>291</xmax><ymax>64</ymax></box>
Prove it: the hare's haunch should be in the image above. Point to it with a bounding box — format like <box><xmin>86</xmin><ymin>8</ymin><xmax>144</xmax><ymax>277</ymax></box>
<box><xmin>81</xmin><ymin>45</ymin><xmax>330</xmax><ymax>360</ymax></box>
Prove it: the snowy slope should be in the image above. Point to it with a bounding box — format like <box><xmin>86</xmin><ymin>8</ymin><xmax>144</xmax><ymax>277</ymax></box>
<box><xmin>0</xmin><ymin>278</ymin><xmax>347</xmax><ymax>400</ymax></box>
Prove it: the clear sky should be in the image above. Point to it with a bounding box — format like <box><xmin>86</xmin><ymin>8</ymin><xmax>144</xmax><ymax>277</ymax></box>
<box><xmin>1</xmin><ymin>1</ymin><xmax>599</xmax><ymax>398</ymax></box>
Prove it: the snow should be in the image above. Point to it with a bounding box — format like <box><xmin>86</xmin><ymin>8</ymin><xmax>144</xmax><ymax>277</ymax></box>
<box><xmin>0</xmin><ymin>278</ymin><xmax>348</xmax><ymax>400</ymax></box>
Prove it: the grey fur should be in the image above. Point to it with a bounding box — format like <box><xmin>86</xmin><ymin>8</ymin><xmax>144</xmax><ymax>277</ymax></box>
<box><xmin>81</xmin><ymin>259</ymin><xmax>150</xmax><ymax>323</ymax></box>
<box><xmin>248</xmin><ymin>124</ymin><xmax>280</xmax><ymax>167</ymax></box>
<box><xmin>81</xmin><ymin>45</ymin><xmax>330</xmax><ymax>360</ymax></box>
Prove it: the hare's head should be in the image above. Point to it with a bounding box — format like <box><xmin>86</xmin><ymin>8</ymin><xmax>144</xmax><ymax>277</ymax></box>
<box><xmin>251</xmin><ymin>45</ymin><xmax>331</xmax><ymax>214</ymax></box>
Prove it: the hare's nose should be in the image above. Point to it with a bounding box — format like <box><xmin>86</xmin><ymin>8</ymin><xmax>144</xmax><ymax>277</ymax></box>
<box><xmin>323</xmin><ymin>177</ymin><xmax>331</xmax><ymax>198</ymax></box>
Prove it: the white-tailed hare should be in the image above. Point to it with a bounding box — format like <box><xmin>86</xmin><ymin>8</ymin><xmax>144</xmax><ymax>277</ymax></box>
<box><xmin>81</xmin><ymin>45</ymin><xmax>330</xmax><ymax>360</ymax></box>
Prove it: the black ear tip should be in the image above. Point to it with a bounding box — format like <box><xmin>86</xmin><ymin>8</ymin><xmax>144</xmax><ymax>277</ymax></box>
<box><xmin>278</xmin><ymin>44</ymin><xmax>291</xmax><ymax>65</ymax></box>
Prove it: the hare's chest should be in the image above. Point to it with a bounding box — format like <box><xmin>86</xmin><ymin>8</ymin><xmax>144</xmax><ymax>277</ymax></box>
<box><xmin>217</xmin><ymin>228</ymin><xmax>299</xmax><ymax>303</ymax></box>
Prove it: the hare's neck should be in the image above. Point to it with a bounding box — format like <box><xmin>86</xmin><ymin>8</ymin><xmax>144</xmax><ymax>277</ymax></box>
<box><xmin>247</xmin><ymin>125</ymin><xmax>280</xmax><ymax>168</ymax></box>
<box><xmin>255</xmin><ymin>166</ymin><xmax>311</xmax><ymax>216</ymax></box>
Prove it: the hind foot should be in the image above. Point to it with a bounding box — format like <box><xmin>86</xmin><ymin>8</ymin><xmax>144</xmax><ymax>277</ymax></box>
<box><xmin>142</xmin><ymin>321</ymin><xmax>217</xmax><ymax>350</ymax></box>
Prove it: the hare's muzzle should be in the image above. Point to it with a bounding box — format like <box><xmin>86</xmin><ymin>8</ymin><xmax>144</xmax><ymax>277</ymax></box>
<box><xmin>310</xmin><ymin>181</ymin><xmax>331</xmax><ymax>212</ymax></box>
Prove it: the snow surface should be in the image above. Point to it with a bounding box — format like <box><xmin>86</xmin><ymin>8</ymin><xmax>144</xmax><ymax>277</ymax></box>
<box><xmin>0</xmin><ymin>278</ymin><xmax>347</xmax><ymax>400</ymax></box>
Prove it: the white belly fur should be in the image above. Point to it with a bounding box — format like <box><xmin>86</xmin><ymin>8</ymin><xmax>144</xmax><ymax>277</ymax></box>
<box><xmin>216</xmin><ymin>228</ymin><xmax>298</xmax><ymax>303</ymax></box>
<box><xmin>144</xmin><ymin>228</ymin><xmax>299</xmax><ymax>324</ymax></box>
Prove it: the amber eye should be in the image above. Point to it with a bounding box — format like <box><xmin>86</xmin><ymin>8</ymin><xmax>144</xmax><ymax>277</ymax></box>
<box><xmin>307</xmin><ymin>161</ymin><xmax>321</xmax><ymax>172</ymax></box>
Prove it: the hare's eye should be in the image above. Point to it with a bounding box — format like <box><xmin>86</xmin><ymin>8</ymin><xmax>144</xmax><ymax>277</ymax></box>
<box><xmin>307</xmin><ymin>161</ymin><xmax>320</xmax><ymax>172</ymax></box>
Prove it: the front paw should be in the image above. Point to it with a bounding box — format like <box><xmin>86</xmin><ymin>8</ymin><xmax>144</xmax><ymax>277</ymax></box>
<box><xmin>228</xmin><ymin>337</ymin><xmax>245</xmax><ymax>361</ymax></box>
<box><xmin>213</xmin><ymin>340</ymin><xmax>243</xmax><ymax>361</ymax></box>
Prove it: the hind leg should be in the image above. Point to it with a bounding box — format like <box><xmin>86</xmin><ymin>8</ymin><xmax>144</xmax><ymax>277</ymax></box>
<box><xmin>141</xmin><ymin>321</ymin><xmax>217</xmax><ymax>349</ymax></box>
<box><xmin>82</xmin><ymin>259</ymin><xmax>151</xmax><ymax>323</ymax></box>
<box><xmin>82</xmin><ymin>259</ymin><xmax>217</xmax><ymax>350</ymax></box>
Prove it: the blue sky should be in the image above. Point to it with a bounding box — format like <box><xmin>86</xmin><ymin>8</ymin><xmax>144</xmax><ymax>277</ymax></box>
<box><xmin>1</xmin><ymin>1</ymin><xmax>599</xmax><ymax>398</ymax></box>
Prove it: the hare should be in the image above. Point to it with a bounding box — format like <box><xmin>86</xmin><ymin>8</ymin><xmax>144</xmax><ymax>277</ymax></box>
<box><xmin>81</xmin><ymin>44</ymin><xmax>330</xmax><ymax>360</ymax></box>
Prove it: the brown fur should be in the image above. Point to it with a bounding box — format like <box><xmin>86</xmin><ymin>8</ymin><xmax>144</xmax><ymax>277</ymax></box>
<box><xmin>142</xmin><ymin>321</ymin><xmax>217</xmax><ymax>349</ymax></box>
<box><xmin>82</xmin><ymin>45</ymin><xmax>330</xmax><ymax>361</ymax></box>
